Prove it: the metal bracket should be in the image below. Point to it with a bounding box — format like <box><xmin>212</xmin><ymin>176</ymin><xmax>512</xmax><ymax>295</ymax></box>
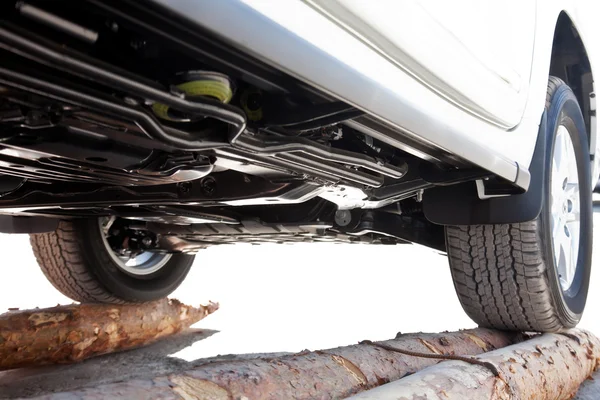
<box><xmin>0</xmin><ymin>215</ymin><xmax>58</xmax><ymax>233</ymax></box>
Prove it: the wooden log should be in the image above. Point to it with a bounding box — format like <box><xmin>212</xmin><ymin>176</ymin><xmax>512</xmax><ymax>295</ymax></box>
<box><xmin>346</xmin><ymin>330</ymin><xmax>600</xmax><ymax>400</ymax></box>
<box><xmin>0</xmin><ymin>299</ymin><xmax>218</xmax><ymax>371</ymax></box>
<box><xmin>20</xmin><ymin>328</ymin><xmax>521</xmax><ymax>399</ymax></box>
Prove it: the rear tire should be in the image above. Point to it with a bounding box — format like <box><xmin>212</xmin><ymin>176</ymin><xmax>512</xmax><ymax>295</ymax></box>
<box><xmin>446</xmin><ymin>77</ymin><xmax>592</xmax><ymax>332</ymax></box>
<box><xmin>30</xmin><ymin>219</ymin><xmax>194</xmax><ymax>304</ymax></box>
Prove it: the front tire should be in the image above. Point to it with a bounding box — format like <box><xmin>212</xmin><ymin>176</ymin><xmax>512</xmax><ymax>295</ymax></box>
<box><xmin>30</xmin><ymin>219</ymin><xmax>194</xmax><ymax>304</ymax></box>
<box><xmin>446</xmin><ymin>77</ymin><xmax>592</xmax><ymax>332</ymax></box>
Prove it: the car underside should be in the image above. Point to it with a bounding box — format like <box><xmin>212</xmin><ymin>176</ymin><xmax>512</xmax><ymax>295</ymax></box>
<box><xmin>0</xmin><ymin>0</ymin><xmax>594</xmax><ymax>333</ymax></box>
<box><xmin>0</xmin><ymin>0</ymin><xmax>501</xmax><ymax>253</ymax></box>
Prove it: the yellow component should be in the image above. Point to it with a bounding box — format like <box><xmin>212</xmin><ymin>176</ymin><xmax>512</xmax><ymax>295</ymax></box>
<box><xmin>177</xmin><ymin>80</ymin><xmax>233</xmax><ymax>103</ymax></box>
<box><xmin>152</xmin><ymin>79</ymin><xmax>233</xmax><ymax>121</ymax></box>
<box><xmin>151</xmin><ymin>102</ymin><xmax>171</xmax><ymax>120</ymax></box>
<box><xmin>240</xmin><ymin>88</ymin><xmax>263</xmax><ymax>122</ymax></box>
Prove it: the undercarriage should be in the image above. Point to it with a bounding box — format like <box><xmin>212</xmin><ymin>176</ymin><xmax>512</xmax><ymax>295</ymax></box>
<box><xmin>1</xmin><ymin>0</ymin><xmax>593</xmax><ymax>334</ymax></box>
<box><xmin>0</xmin><ymin>0</ymin><xmax>506</xmax><ymax>253</ymax></box>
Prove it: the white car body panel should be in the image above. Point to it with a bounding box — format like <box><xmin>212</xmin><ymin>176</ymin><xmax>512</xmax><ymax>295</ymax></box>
<box><xmin>304</xmin><ymin>0</ymin><xmax>599</xmax><ymax>176</ymax></box>
<box><xmin>157</xmin><ymin>0</ymin><xmax>600</xmax><ymax>190</ymax></box>
<box><xmin>307</xmin><ymin>0</ymin><xmax>600</xmax><ymax>187</ymax></box>
<box><xmin>306</xmin><ymin>0</ymin><xmax>535</xmax><ymax>129</ymax></box>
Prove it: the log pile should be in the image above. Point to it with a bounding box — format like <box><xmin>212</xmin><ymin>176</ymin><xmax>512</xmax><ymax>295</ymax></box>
<box><xmin>0</xmin><ymin>299</ymin><xmax>218</xmax><ymax>370</ymax></box>
<box><xmin>14</xmin><ymin>328</ymin><xmax>599</xmax><ymax>400</ymax></box>
<box><xmin>348</xmin><ymin>330</ymin><xmax>600</xmax><ymax>400</ymax></box>
<box><xmin>8</xmin><ymin>328</ymin><xmax>521</xmax><ymax>399</ymax></box>
<box><xmin>0</xmin><ymin>300</ymin><xmax>598</xmax><ymax>399</ymax></box>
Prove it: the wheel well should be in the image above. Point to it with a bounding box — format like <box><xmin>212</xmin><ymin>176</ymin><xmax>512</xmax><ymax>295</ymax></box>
<box><xmin>549</xmin><ymin>12</ymin><xmax>594</xmax><ymax>139</ymax></box>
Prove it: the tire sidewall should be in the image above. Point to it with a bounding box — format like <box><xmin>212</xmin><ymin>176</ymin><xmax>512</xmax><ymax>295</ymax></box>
<box><xmin>540</xmin><ymin>83</ymin><xmax>593</xmax><ymax>324</ymax></box>
<box><xmin>76</xmin><ymin>218</ymin><xmax>194</xmax><ymax>302</ymax></box>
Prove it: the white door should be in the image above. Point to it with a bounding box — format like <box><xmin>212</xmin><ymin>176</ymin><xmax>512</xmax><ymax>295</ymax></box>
<box><xmin>305</xmin><ymin>0</ymin><xmax>536</xmax><ymax>129</ymax></box>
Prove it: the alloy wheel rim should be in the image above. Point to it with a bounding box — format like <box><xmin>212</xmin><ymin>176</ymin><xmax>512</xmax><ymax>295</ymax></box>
<box><xmin>550</xmin><ymin>125</ymin><xmax>580</xmax><ymax>291</ymax></box>
<box><xmin>99</xmin><ymin>217</ymin><xmax>172</xmax><ymax>276</ymax></box>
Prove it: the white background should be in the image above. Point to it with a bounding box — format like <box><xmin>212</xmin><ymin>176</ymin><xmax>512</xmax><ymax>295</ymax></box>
<box><xmin>0</xmin><ymin>205</ymin><xmax>598</xmax><ymax>362</ymax></box>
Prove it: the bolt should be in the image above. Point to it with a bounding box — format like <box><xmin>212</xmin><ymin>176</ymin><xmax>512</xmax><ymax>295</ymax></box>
<box><xmin>177</xmin><ymin>182</ymin><xmax>191</xmax><ymax>195</ymax></box>
<box><xmin>200</xmin><ymin>177</ymin><xmax>217</xmax><ymax>196</ymax></box>
<box><xmin>416</xmin><ymin>189</ymin><xmax>424</xmax><ymax>202</ymax></box>
<box><xmin>334</xmin><ymin>210</ymin><xmax>352</xmax><ymax>227</ymax></box>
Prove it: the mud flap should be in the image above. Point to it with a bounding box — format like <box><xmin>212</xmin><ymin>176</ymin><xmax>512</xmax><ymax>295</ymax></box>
<box><xmin>422</xmin><ymin>112</ymin><xmax>547</xmax><ymax>225</ymax></box>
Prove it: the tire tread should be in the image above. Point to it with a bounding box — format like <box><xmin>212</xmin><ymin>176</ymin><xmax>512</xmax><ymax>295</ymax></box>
<box><xmin>447</xmin><ymin>223</ymin><xmax>562</xmax><ymax>331</ymax></box>
<box><xmin>30</xmin><ymin>220</ymin><xmax>126</xmax><ymax>304</ymax></box>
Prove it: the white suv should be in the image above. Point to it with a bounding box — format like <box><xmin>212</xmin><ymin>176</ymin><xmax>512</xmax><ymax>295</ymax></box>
<box><xmin>0</xmin><ymin>0</ymin><xmax>596</xmax><ymax>332</ymax></box>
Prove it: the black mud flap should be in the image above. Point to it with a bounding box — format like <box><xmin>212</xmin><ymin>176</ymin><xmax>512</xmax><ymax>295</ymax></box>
<box><xmin>423</xmin><ymin>112</ymin><xmax>547</xmax><ymax>225</ymax></box>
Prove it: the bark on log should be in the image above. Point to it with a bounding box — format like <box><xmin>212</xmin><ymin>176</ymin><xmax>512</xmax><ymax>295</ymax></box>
<box><xmin>347</xmin><ymin>329</ymin><xmax>600</xmax><ymax>400</ymax></box>
<box><xmin>0</xmin><ymin>299</ymin><xmax>218</xmax><ymax>370</ymax></box>
<box><xmin>23</xmin><ymin>328</ymin><xmax>521</xmax><ymax>399</ymax></box>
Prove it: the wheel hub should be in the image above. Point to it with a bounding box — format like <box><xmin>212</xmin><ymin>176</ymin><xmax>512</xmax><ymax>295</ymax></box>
<box><xmin>550</xmin><ymin>125</ymin><xmax>580</xmax><ymax>291</ymax></box>
<box><xmin>99</xmin><ymin>217</ymin><xmax>172</xmax><ymax>276</ymax></box>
